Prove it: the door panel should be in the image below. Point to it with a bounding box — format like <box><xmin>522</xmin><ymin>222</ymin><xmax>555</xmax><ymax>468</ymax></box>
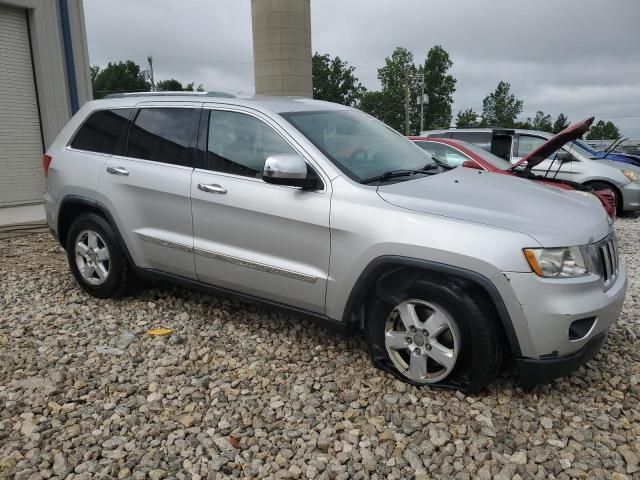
<box><xmin>101</xmin><ymin>157</ymin><xmax>196</xmax><ymax>279</ymax></box>
<box><xmin>98</xmin><ymin>105</ymin><xmax>198</xmax><ymax>279</ymax></box>
<box><xmin>191</xmin><ymin>108</ymin><xmax>331</xmax><ymax>313</ymax></box>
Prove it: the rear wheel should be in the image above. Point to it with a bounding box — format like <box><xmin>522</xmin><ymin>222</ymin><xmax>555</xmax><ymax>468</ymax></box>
<box><xmin>366</xmin><ymin>274</ymin><xmax>503</xmax><ymax>392</ymax></box>
<box><xmin>65</xmin><ymin>213</ymin><xmax>136</xmax><ymax>298</ymax></box>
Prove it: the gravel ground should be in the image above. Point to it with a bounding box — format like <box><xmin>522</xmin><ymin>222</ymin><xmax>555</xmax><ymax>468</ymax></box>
<box><xmin>1</xmin><ymin>217</ymin><xmax>639</xmax><ymax>480</ymax></box>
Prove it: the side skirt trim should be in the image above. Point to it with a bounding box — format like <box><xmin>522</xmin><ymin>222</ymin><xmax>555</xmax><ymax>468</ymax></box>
<box><xmin>137</xmin><ymin>232</ymin><xmax>318</xmax><ymax>284</ymax></box>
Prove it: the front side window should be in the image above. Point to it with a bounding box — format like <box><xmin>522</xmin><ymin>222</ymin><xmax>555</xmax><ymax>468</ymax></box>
<box><xmin>70</xmin><ymin>109</ymin><xmax>132</xmax><ymax>154</ymax></box>
<box><xmin>206</xmin><ymin>110</ymin><xmax>296</xmax><ymax>178</ymax></box>
<box><xmin>516</xmin><ymin>135</ymin><xmax>546</xmax><ymax>158</ymax></box>
<box><xmin>415</xmin><ymin>142</ymin><xmax>468</xmax><ymax>167</ymax></box>
<box><xmin>127</xmin><ymin>108</ymin><xmax>196</xmax><ymax>166</ymax></box>
<box><xmin>282</xmin><ymin>110</ymin><xmax>435</xmax><ymax>181</ymax></box>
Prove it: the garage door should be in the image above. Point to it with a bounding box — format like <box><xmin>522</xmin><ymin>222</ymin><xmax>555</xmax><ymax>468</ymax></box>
<box><xmin>0</xmin><ymin>5</ymin><xmax>44</xmax><ymax>206</ymax></box>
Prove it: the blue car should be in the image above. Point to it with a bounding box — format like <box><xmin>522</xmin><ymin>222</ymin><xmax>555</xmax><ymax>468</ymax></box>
<box><xmin>573</xmin><ymin>138</ymin><xmax>640</xmax><ymax>167</ymax></box>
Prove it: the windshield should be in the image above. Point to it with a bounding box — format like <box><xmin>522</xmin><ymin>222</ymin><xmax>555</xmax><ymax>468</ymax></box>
<box><xmin>282</xmin><ymin>110</ymin><xmax>435</xmax><ymax>182</ymax></box>
<box><xmin>567</xmin><ymin>140</ymin><xmax>597</xmax><ymax>159</ymax></box>
<box><xmin>573</xmin><ymin>139</ymin><xmax>598</xmax><ymax>155</ymax></box>
<box><xmin>454</xmin><ymin>140</ymin><xmax>513</xmax><ymax>170</ymax></box>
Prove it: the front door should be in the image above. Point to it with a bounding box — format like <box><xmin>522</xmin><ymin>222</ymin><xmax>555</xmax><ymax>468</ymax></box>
<box><xmin>191</xmin><ymin>107</ymin><xmax>331</xmax><ymax>313</ymax></box>
<box><xmin>100</xmin><ymin>104</ymin><xmax>199</xmax><ymax>279</ymax></box>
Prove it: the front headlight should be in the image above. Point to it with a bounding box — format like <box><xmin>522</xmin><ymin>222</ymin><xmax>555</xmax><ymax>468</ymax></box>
<box><xmin>622</xmin><ymin>169</ymin><xmax>640</xmax><ymax>183</ymax></box>
<box><xmin>524</xmin><ymin>246</ymin><xmax>589</xmax><ymax>278</ymax></box>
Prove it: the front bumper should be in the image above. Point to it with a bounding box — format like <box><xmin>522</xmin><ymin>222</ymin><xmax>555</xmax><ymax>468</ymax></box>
<box><xmin>516</xmin><ymin>331</ymin><xmax>608</xmax><ymax>389</ymax></box>
<box><xmin>620</xmin><ymin>181</ymin><xmax>640</xmax><ymax>211</ymax></box>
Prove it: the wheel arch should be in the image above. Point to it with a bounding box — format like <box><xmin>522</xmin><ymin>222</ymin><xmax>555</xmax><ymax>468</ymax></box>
<box><xmin>341</xmin><ymin>256</ymin><xmax>522</xmax><ymax>357</ymax></box>
<box><xmin>57</xmin><ymin>195</ymin><xmax>136</xmax><ymax>267</ymax></box>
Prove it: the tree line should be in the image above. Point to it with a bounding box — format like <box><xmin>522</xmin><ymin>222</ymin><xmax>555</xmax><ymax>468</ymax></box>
<box><xmin>312</xmin><ymin>46</ymin><xmax>621</xmax><ymax>140</ymax></box>
<box><xmin>88</xmin><ymin>52</ymin><xmax>621</xmax><ymax>140</ymax></box>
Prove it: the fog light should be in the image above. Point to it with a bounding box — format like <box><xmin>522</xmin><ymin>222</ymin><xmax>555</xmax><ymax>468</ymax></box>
<box><xmin>568</xmin><ymin>317</ymin><xmax>596</xmax><ymax>341</ymax></box>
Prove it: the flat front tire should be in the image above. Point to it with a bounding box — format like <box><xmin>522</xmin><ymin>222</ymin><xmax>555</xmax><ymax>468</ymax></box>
<box><xmin>366</xmin><ymin>274</ymin><xmax>503</xmax><ymax>392</ymax></box>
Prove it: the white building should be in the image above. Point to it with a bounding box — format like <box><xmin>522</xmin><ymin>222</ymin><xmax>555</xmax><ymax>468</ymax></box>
<box><xmin>0</xmin><ymin>0</ymin><xmax>92</xmax><ymax>207</ymax></box>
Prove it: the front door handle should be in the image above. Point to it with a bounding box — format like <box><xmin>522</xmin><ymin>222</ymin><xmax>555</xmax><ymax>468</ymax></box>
<box><xmin>198</xmin><ymin>183</ymin><xmax>227</xmax><ymax>194</ymax></box>
<box><xmin>107</xmin><ymin>166</ymin><xmax>129</xmax><ymax>176</ymax></box>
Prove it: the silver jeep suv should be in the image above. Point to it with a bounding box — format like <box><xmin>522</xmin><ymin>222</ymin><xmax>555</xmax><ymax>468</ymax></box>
<box><xmin>43</xmin><ymin>93</ymin><xmax>627</xmax><ymax>391</ymax></box>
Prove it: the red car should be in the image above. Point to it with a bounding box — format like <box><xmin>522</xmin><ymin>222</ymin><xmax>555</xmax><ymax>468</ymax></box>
<box><xmin>410</xmin><ymin>119</ymin><xmax>616</xmax><ymax>220</ymax></box>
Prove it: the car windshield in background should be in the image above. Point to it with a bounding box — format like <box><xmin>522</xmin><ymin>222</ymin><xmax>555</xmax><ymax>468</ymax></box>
<box><xmin>283</xmin><ymin>110</ymin><xmax>435</xmax><ymax>182</ymax></box>
<box><xmin>457</xmin><ymin>140</ymin><xmax>513</xmax><ymax>170</ymax></box>
<box><xmin>567</xmin><ymin>140</ymin><xmax>598</xmax><ymax>160</ymax></box>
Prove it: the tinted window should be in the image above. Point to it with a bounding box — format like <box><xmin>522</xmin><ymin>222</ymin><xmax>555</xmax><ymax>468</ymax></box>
<box><xmin>426</xmin><ymin>132</ymin><xmax>450</xmax><ymax>138</ymax></box>
<box><xmin>127</xmin><ymin>108</ymin><xmax>196</xmax><ymax>166</ymax></box>
<box><xmin>207</xmin><ymin>110</ymin><xmax>295</xmax><ymax>178</ymax></box>
<box><xmin>415</xmin><ymin>141</ymin><xmax>468</xmax><ymax>167</ymax></box>
<box><xmin>517</xmin><ymin>135</ymin><xmax>546</xmax><ymax>158</ymax></box>
<box><xmin>449</xmin><ymin>132</ymin><xmax>491</xmax><ymax>146</ymax></box>
<box><xmin>71</xmin><ymin>109</ymin><xmax>132</xmax><ymax>154</ymax></box>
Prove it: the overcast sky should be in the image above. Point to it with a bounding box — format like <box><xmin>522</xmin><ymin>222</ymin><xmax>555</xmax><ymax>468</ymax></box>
<box><xmin>84</xmin><ymin>0</ymin><xmax>640</xmax><ymax>137</ymax></box>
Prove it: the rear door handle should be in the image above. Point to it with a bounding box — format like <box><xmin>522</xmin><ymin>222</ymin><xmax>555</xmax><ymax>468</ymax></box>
<box><xmin>198</xmin><ymin>183</ymin><xmax>227</xmax><ymax>194</ymax></box>
<box><xmin>107</xmin><ymin>166</ymin><xmax>129</xmax><ymax>176</ymax></box>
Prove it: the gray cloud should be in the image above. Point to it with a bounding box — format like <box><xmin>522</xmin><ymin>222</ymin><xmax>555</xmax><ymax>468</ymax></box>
<box><xmin>84</xmin><ymin>0</ymin><xmax>640</xmax><ymax>136</ymax></box>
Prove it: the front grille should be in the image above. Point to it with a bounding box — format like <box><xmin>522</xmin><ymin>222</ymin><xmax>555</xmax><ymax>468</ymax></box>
<box><xmin>598</xmin><ymin>236</ymin><xmax>619</xmax><ymax>287</ymax></box>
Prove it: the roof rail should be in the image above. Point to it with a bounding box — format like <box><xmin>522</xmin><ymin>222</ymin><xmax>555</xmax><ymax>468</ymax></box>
<box><xmin>103</xmin><ymin>91</ymin><xmax>236</xmax><ymax>99</ymax></box>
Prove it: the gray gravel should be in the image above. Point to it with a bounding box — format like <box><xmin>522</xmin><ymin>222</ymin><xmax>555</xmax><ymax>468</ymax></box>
<box><xmin>1</xmin><ymin>217</ymin><xmax>639</xmax><ymax>480</ymax></box>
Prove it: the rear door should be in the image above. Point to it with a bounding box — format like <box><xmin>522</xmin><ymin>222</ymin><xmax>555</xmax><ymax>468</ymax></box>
<box><xmin>190</xmin><ymin>106</ymin><xmax>331</xmax><ymax>313</ymax></box>
<box><xmin>99</xmin><ymin>103</ymin><xmax>199</xmax><ymax>279</ymax></box>
<box><xmin>514</xmin><ymin>133</ymin><xmax>575</xmax><ymax>181</ymax></box>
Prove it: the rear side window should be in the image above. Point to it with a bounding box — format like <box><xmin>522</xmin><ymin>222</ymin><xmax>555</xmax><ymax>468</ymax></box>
<box><xmin>70</xmin><ymin>109</ymin><xmax>132</xmax><ymax>154</ymax></box>
<box><xmin>449</xmin><ymin>131</ymin><xmax>491</xmax><ymax>149</ymax></box>
<box><xmin>206</xmin><ymin>110</ymin><xmax>296</xmax><ymax>178</ymax></box>
<box><xmin>127</xmin><ymin>108</ymin><xmax>197</xmax><ymax>166</ymax></box>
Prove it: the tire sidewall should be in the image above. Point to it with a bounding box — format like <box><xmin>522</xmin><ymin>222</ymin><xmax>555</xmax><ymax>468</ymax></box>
<box><xmin>366</xmin><ymin>277</ymin><xmax>500</xmax><ymax>391</ymax></box>
<box><xmin>65</xmin><ymin>214</ymin><xmax>128</xmax><ymax>298</ymax></box>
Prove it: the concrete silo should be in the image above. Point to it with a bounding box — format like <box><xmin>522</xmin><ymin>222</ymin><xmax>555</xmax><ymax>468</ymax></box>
<box><xmin>251</xmin><ymin>0</ymin><xmax>312</xmax><ymax>97</ymax></box>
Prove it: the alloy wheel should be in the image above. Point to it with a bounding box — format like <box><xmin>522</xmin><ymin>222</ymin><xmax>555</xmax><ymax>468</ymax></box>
<box><xmin>74</xmin><ymin>230</ymin><xmax>110</xmax><ymax>286</ymax></box>
<box><xmin>384</xmin><ymin>299</ymin><xmax>460</xmax><ymax>384</ymax></box>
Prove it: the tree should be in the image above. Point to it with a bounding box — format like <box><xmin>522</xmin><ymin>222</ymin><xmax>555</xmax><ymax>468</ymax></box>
<box><xmin>552</xmin><ymin>113</ymin><xmax>570</xmax><ymax>134</ymax></box>
<box><xmin>184</xmin><ymin>82</ymin><xmax>204</xmax><ymax>92</ymax></box>
<box><xmin>531</xmin><ymin>111</ymin><xmax>553</xmax><ymax>132</ymax></box>
<box><xmin>156</xmin><ymin>79</ymin><xmax>183</xmax><ymax>91</ymax></box>
<box><xmin>312</xmin><ymin>53</ymin><xmax>366</xmax><ymax>106</ymax></box>
<box><xmin>90</xmin><ymin>65</ymin><xmax>100</xmax><ymax>84</ymax></box>
<box><xmin>359</xmin><ymin>91</ymin><xmax>385</xmax><ymax>120</ymax></box>
<box><xmin>92</xmin><ymin>60</ymin><xmax>150</xmax><ymax>99</ymax></box>
<box><xmin>455</xmin><ymin>109</ymin><xmax>480</xmax><ymax>128</ymax></box>
<box><xmin>422</xmin><ymin>45</ymin><xmax>456</xmax><ymax>130</ymax></box>
<box><xmin>377</xmin><ymin>47</ymin><xmax>421</xmax><ymax>134</ymax></box>
<box><xmin>586</xmin><ymin>120</ymin><xmax>621</xmax><ymax>140</ymax></box>
<box><xmin>481</xmin><ymin>81</ymin><xmax>524</xmax><ymax>128</ymax></box>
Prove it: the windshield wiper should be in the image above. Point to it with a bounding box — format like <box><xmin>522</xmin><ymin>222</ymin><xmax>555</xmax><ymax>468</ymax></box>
<box><xmin>361</xmin><ymin>169</ymin><xmax>424</xmax><ymax>184</ymax></box>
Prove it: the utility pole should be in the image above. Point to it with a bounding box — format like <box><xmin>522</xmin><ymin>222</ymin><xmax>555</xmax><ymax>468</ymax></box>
<box><xmin>147</xmin><ymin>56</ymin><xmax>156</xmax><ymax>91</ymax></box>
<box><xmin>405</xmin><ymin>65</ymin><xmax>410</xmax><ymax>136</ymax></box>
<box><xmin>420</xmin><ymin>72</ymin><xmax>426</xmax><ymax>133</ymax></box>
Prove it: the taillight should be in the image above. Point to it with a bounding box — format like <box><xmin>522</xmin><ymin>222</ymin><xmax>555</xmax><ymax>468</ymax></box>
<box><xmin>42</xmin><ymin>154</ymin><xmax>52</xmax><ymax>177</ymax></box>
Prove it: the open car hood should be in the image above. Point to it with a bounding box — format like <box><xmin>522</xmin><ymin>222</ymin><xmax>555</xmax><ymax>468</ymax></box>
<box><xmin>512</xmin><ymin>117</ymin><xmax>595</xmax><ymax>169</ymax></box>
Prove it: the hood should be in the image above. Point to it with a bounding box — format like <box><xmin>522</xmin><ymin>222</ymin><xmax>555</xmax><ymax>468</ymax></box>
<box><xmin>512</xmin><ymin>117</ymin><xmax>594</xmax><ymax>169</ymax></box>
<box><xmin>377</xmin><ymin>167</ymin><xmax>611</xmax><ymax>247</ymax></box>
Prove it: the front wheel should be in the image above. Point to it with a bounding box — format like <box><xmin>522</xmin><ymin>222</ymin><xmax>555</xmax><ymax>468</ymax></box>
<box><xmin>366</xmin><ymin>275</ymin><xmax>503</xmax><ymax>392</ymax></box>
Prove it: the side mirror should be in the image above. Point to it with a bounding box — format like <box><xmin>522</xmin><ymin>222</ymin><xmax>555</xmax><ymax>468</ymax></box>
<box><xmin>462</xmin><ymin>160</ymin><xmax>482</xmax><ymax>170</ymax></box>
<box><xmin>263</xmin><ymin>154</ymin><xmax>319</xmax><ymax>189</ymax></box>
<box><xmin>556</xmin><ymin>151</ymin><xmax>575</xmax><ymax>162</ymax></box>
